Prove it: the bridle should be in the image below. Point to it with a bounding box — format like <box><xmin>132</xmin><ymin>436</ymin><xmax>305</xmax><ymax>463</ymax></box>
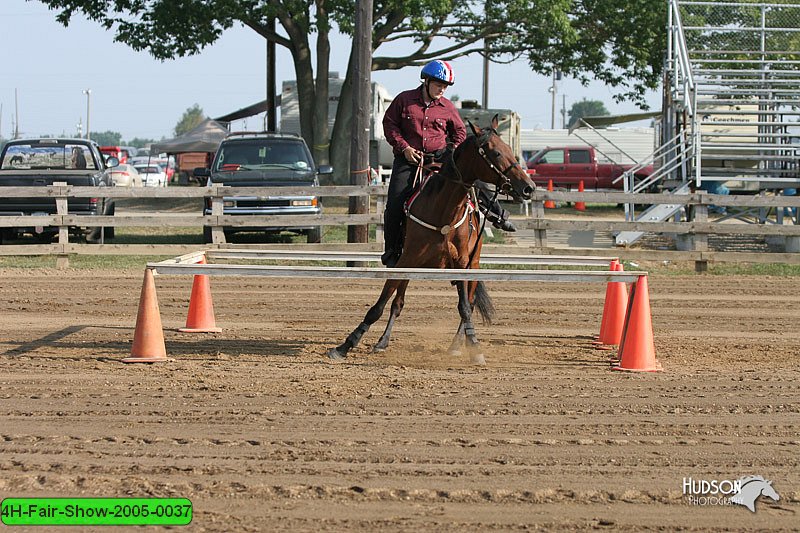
<box><xmin>475</xmin><ymin>129</ymin><xmax>522</xmax><ymax>196</ymax></box>
<box><xmin>447</xmin><ymin>127</ymin><xmax>521</xmax><ymax>198</ymax></box>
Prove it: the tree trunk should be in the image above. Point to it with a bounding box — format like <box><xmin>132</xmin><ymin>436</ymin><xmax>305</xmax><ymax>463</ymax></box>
<box><xmin>313</xmin><ymin>4</ymin><xmax>331</xmax><ymax>167</ymax></box>
<box><xmin>330</xmin><ymin>47</ymin><xmax>355</xmax><ymax>185</ymax></box>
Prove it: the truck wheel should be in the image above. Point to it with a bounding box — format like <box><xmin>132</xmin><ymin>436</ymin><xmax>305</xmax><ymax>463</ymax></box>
<box><xmin>306</xmin><ymin>226</ymin><xmax>322</xmax><ymax>243</ymax></box>
<box><xmin>104</xmin><ymin>202</ymin><xmax>115</xmax><ymax>240</ymax></box>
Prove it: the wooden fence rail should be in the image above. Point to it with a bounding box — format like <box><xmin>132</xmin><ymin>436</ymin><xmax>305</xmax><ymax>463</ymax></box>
<box><xmin>1</xmin><ymin>185</ymin><xmax>798</xmax><ymax>267</ymax></box>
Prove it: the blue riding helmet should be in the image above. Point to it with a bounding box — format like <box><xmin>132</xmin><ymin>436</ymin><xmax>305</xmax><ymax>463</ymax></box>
<box><xmin>421</xmin><ymin>60</ymin><xmax>455</xmax><ymax>86</ymax></box>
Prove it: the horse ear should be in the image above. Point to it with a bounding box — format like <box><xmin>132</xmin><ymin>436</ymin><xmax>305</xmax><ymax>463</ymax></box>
<box><xmin>491</xmin><ymin>114</ymin><xmax>499</xmax><ymax>130</ymax></box>
<box><xmin>467</xmin><ymin>120</ymin><xmax>481</xmax><ymax>136</ymax></box>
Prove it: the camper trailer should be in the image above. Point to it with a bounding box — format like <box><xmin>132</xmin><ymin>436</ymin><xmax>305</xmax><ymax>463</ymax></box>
<box><xmin>279</xmin><ymin>73</ymin><xmax>395</xmax><ymax>168</ymax></box>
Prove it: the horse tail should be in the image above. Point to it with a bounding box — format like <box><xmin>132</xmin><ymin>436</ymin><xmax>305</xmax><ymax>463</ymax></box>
<box><xmin>473</xmin><ymin>281</ymin><xmax>496</xmax><ymax>325</ymax></box>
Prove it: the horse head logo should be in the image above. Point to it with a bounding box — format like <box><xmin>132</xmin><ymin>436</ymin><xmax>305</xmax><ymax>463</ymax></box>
<box><xmin>730</xmin><ymin>476</ymin><xmax>780</xmax><ymax>512</ymax></box>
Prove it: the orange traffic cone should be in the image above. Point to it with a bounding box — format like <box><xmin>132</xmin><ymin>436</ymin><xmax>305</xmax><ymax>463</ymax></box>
<box><xmin>179</xmin><ymin>258</ymin><xmax>222</xmax><ymax>333</ymax></box>
<box><xmin>593</xmin><ymin>259</ymin><xmax>619</xmax><ymax>343</ymax></box>
<box><xmin>544</xmin><ymin>179</ymin><xmax>556</xmax><ymax>209</ymax></box>
<box><xmin>613</xmin><ymin>275</ymin><xmax>662</xmax><ymax>372</ymax></box>
<box><xmin>575</xmin><ymin>180</ymin><xmax>586</xmax><ymax>211</ymax></box>
<box><xmin>595</xmin><ymin>261</ymin><xmax>629</xmax><ymax>351</ymax></box>
<box><xmin>122</xmin><ymin>269</ymin><xmax>168</xmax><ymax>363</ymax></box>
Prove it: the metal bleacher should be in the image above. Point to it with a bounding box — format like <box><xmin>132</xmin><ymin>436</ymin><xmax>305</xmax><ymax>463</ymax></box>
<box><xmin>616</xmin><ymin>0</ymin><xmax>800</xmax><ymax>246</ymax></box>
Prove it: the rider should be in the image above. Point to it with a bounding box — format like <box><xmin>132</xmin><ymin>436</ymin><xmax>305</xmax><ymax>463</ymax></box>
<box><xmin>381</xmin><ymin>59</ymin><xmax>516</xmax><ymax>268</ymax></box>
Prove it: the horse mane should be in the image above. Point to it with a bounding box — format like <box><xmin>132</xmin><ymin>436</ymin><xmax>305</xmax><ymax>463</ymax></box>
<box><xmin>738</xmin><ymin>475</ymin><xmax>767</xmax><ymax>486</ymax></box>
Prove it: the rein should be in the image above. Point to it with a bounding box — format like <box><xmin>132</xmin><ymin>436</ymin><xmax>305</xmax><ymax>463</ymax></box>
<box><xmin>405</xmin><ymin>129</ymin><xmax>513</xmax><ymax>241</ymax></box>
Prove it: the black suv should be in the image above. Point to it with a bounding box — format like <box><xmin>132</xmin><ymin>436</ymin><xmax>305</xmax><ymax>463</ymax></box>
<box><xmin>196</xmin><ymin>132</ymin><xmax>331</xmax><ymax>243</ymax></box>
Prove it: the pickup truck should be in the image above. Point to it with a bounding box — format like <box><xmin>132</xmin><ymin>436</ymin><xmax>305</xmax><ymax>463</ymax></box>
<box><xmin>525</xmin><ymin>146</ymin><xmax>654</xmax><ymax>191</ymax></box>
<box><xmin>194</xmin><ymin>132</ymin><xmax>332</xmax><ymax>243</ymax></box>
<box><xmin>0</xmin><ymin>138</ymin><xmax>117</xmax><ymax>243</ymax></box>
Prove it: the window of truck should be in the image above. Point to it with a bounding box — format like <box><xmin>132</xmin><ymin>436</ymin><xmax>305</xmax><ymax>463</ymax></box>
<box><xmin>1</xmin><ymin>143</ymin><xmax>97</xmax><ymax>170</ymax></box>
<box><xmin>570</xmin><ymin>150</ymin><xmax>591</xmax><ymax>164</ymax></box>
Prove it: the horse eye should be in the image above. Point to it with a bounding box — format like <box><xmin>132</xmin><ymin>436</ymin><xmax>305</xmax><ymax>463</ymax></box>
<box><xmin>492</xmin><ymin>150</ymin><xmax>502</xmax><ymax>158</ymax></box>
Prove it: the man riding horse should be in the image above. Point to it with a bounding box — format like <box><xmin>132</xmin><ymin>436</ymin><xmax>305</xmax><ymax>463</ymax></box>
<box><xmin>381</xmin><ymin>60</ymin><xmax>517</xmax><ymax>268</ymax></box>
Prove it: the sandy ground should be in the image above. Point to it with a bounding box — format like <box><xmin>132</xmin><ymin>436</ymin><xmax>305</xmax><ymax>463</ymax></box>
<box><xmin>0</xmin><ymin>267</ymin><xmax>798</xmax><ymax>531</ymax></box>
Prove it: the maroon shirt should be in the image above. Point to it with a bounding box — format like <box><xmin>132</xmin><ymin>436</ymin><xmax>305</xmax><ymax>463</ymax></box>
<box><xmin>383</xmin><ymin>86</ymin><xmax>466</xmax><ymax>156</ymax></box>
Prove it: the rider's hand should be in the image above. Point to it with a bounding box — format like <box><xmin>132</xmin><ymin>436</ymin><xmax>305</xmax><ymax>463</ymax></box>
<box><xmin>403</xmin><ymin>146</ymin><xmax>422</xmax><ymax>164</ymax></box>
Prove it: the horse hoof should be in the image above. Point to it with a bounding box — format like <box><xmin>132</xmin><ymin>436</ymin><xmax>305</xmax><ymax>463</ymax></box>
<box><xmin>327</xmin><ymin>348</ymin><xmax>346</xmax><ymax>360</ymax></box>
<box><xmin>372</xmin><ymin>346</ymin><xmax>385</xmax><ymax>353</ymax></box>
<box><xmin>470</xmin><ymin>353</ymin><xmax>486</xmax><ymax>366</ymax></box>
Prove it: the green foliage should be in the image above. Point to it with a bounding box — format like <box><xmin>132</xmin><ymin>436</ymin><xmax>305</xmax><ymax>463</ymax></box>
<box><xmin>89</xmin><ymin>130</ymin><xmax>122</xmax><ymax>146</ymax></box>
<box><xmin>567</xmin><ymin>99</ymin><xmax>610</xmax><ymax>129</ymax></box>
<box><xmin>127</xmin><ymin>137</ymin><xmax>159</xmax><ymax>149</ymax></box>
<box><xmin>36</xmin><ymin>0</ymin><xmax>670</xmax><ymax>164</ymax></box>
<box><xmin>174</xmin><ymin>104</ymin><xmax>206</xmax><ymax>137</ymax></box>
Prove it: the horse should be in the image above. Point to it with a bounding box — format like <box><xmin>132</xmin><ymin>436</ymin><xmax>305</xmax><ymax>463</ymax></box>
<box><xmin>730</xmin><ymin>475</ymin><xmax>780</xmax><ymax>512</ymax></box>
<box><xmin>327</xmin><ymin>115</ymin><xmax>535</xmax><ymax>365</ymax></box>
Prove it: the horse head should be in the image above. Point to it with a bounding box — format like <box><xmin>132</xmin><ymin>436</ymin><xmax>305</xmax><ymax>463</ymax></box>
<box><xmin>457</xmin><ymin>115</ymin><xmax>535</xmax><ymax>201</ymax></box>
<box><xmin>731</xmin><ymin>476</ymin><xmax>780</xmax><ymax>512</ymax></box>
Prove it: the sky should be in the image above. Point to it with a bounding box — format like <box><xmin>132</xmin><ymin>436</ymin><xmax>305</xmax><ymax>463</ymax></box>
<box><xmin>1</xmin><ymin>1</ymin><xmax>661</xmax><ymax>142</ymax></box>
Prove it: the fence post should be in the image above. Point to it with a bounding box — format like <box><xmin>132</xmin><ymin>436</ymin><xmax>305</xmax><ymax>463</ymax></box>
<box><xmin>693</xmin><ymin>196</ymin><xmax>709</xmax><ymax>272</ymax></box>
<box><xmin>210</xmin><ymin>186</ymin><xmax>225</xmax><ymax>244</ymax></box>
<box><xmin>532</xmin><ymin>200</ymin><xmax>547</xmax><ymax>249</ymax></box>
<box><xmin>53</xmin><ymin>182</ymin><xmax>69</xmax><ymax>269</ymax></box>
<box><xmin>375</xmin><ymin>197</ymin><xmax>384</xmax><ymax>245</ymax></box>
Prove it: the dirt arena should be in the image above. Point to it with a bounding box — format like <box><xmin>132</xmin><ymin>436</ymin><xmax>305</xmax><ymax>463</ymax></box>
<box><xmin>0</xmin><ymin>265</ymin><xmax>798</xmax><ymax>531</ymax></box>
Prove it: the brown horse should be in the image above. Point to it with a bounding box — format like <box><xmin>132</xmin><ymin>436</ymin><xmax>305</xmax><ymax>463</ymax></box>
<box><xmin>327</xmin><ymin>115</ymin><xmax>535</xmax><ymax>364</ymax></box>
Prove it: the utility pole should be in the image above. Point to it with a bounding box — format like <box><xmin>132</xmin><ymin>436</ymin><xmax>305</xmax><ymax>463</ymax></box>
<box><xmin>348</xmin><ymin>0</ymin><xmax>372</xmax><ymax>246</ymax></box>
<box><xmin>265</xmin><ymin>18</ymin><xmax>276</xmax><ymax>132</ymax></box>
<box><xmin>83</xmin><ymin>89</ymin><xmax>91</xmax><ymax>140</ymax></box>
<box><xmin>482</xmin><ymin>43</ymin><xmax>490</xmax><ymax>109</ymax></box>
<box><xmin>561</xmin><ymin>94</ymin><xmax>568</xmax><ymax>129</ymax></box>
<box><xmin>14</xmin><ymin>88</ymin><xmax>20</xmax><ymax>139</ymax></box>
<box><xmin>548</xmin><ymin>70</ymin><xmax>562</xmax><ymax>129</ymax></box>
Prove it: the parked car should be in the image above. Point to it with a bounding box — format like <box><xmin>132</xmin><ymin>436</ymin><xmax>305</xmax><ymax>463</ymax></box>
<box><xmin>0</xmin><ymin>138</ymin><xmax>117</xmax><ymax>242</ymax></box>
<box><xmin>99</xmin><ymin>145</ymin><xmax>135</xmax><ymax>164</ymax></box>
<box><xmin>109</xmin><ymin>163</ymin><xmax>142</xmax><ymax>187</ymax></box>
<box><xmin>194</xmin><ymin>132</ymin><xmax>331</xmax><ymax>243</ymax></box>
<box><xmin>133</xmin><ymin>164</ymin><xmax>168</xmax><ymax>187</ymax></box>
<box><xmin>130</xmin><ymin>157</ymin><xmax>175</xmax><ymax>183</ymax></box>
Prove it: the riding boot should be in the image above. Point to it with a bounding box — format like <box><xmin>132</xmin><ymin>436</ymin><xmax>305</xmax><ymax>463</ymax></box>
<box><xmin>477</xmin><ymin>189</ymin><xmax>517</xmax><ymax>232</ymax></box>
<box><xmin>381</xmin><ymin>193</ymin><xmax>406</xmax><ymax>267</ymax></box>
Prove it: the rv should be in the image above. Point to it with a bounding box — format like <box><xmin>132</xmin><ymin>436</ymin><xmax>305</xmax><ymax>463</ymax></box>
<box><xmin>279</xmin><ymin>73</ymin><xmax>395</xmax><ymax>168</ymax></box>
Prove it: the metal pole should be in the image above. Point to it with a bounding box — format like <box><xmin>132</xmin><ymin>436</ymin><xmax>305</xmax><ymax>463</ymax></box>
<box><xmin>550</xmin><ymin>72</ymin><xmax>557</xmax><ymax>129</ymax></box>
<box><xmin>83</xmin><ymin>89</ymin><xmax>91</xmax><ymax>140</ymax></box>
<box><xmin>348</xmin><ymin>0</ymin><xmax>372</xmax><ymax>246</ymax></box>
<box><xmin>14</xmin><ymin>88</ymin><xmax>20</xmax><ymax>139</ymax></box>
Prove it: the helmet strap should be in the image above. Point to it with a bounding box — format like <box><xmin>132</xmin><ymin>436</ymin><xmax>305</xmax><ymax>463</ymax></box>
<box><xmin>423</xmin><ymin>79</ymin><xmax>435</xmax><ymax>105</ymax></box>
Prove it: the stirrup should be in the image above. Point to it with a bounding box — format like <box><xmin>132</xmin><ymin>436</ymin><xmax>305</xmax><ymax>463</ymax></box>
<box><xmin>494</xmin><ymin>218</ymin><xmax>517</xmax><ymax>232</ymax></box>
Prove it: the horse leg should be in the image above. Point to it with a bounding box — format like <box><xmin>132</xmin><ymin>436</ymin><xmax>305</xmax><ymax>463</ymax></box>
<box><xmin>447</xmin><ymin>321</ymin><xmax>466</xmax><ymax>356</ymax></box>
<box><xmin>327</xmin><ymin>280</ymin><xmax>399</xmax><ymax>360</ymax></box>
<box><xmin>372</xmin><ymin>281</ymin><xmax>409</xmax><ymax>352</ymax></box>
<box><xmin>448</xmin><ymin>281</ymin><xmax>479</xmax><ymax>356</ymax></box>
<box><xmin>456</xmin><ymin>280</ymin><xmax>485</xmax><ymax>365</ymax></box>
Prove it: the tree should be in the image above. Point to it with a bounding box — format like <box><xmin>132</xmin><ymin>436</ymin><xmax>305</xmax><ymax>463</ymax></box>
<box><xmin>174</xmin><ymin>104</ymin><xmax>206</xmax><ymax>137</ymax></box>
<box><xmin>89</xmin><ymin>130</ymin><xmax>122</xmax><ymax>147</ymax></box>
<box><xmin>127</xmin><ymin>137</ymin><xmax>159</xmax><ymax>149</ymax></box>
<box><xmin>37</xmin><ymin>0</ymin><xmax>668</xmax><ymax>182</ymax></box>
<box><xmin>567</xmin><ymin>99</ymin><xmax>610</xmax><ymax>129</ymax></box>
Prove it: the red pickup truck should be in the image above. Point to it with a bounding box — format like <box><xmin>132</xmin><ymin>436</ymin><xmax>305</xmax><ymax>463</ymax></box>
<box><xmin>525</xmin><ymin>146</ymin><xmax>653</xmax><ymax>191</ymax></box>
